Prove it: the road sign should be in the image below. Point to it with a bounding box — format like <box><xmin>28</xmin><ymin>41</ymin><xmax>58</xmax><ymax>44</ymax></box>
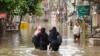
<box><xmin>77</xmin><ymin>5</ymin><xmax>90</xmax><ymax>17</ymax></box>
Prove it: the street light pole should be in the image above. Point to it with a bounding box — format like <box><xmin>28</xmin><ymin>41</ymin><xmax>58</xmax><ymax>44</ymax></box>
<box><xmin>90</xmin><ymin>1</ymin><xmax>93</xmax><ymax>35</ymax></box>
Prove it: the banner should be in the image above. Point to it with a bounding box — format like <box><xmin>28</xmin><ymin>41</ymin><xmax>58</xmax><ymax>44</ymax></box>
<box><xmin>77</xmin><ymin>5</ymin><xmax>90</xmax><ymax>18</ymax></box>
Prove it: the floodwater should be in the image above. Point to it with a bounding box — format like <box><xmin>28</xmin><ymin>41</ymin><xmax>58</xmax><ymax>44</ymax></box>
<box><xmin>0</xmin><ymin>32</ymin><xmax>83</xmax><ymax>56</ymax></box>
<box><xmin>0</xmin><ymin>23</ymin><xmax>100</xmax><ymax>56</ymax></box>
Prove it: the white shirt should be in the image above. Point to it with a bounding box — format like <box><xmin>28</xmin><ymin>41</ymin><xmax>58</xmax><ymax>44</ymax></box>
<box><xmin>72</xmin><ymin>25</ymin><xmax>81</xmax><ymax>35</ymax></box>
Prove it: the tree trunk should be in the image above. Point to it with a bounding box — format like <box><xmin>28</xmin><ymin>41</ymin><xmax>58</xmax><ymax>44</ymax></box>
<box><xmin>0</xmin><ymin>19</ymin><xmax>3</xmax><ymax>44</ymax></box>
<box><xmin>18</xmin><ymin>15</ymin><xmax>23</xmax><ymax>31</ymax></box>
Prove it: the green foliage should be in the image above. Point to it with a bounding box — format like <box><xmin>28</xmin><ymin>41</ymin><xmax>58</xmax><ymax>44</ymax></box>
<box><xmin>13</xmin><ymin>0</ymin><xmax>28</xmax><ymax>15</ymax></box>
<box><xmin>0</xmin><ymin>0</ymin><xmax>43</xmax><ymax>16</ymax></box>
<box><xmin>33</xmin><ymin>2</ymin><xmax>43</xmax><ymax>16</ymax></box>
<box><xmin>0</xmin><ymin>0</ymin><xmax>15</xmax><ymax>13</ymax></box>
<box><xmin>26</xmin><ymin>0</ymin><xmax>43</xmax><ymax>16</ymax></box>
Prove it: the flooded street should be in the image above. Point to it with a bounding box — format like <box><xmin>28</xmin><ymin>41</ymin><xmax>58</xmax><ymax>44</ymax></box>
<box><xmin>0</xmin><ymin>23</ymin><xmax>100</xmax><ymax>56</ymax></box>
<box><xmin>0</xmin><ymin>0</ymin><xmax>100</xmax><ymax>56</ymax></box>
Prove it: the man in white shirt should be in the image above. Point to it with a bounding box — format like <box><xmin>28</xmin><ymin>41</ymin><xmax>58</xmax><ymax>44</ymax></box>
<box><xmin>72</xmin><ymin>23</ymin><xmax>82</xmax><ymax>41</ymax></box>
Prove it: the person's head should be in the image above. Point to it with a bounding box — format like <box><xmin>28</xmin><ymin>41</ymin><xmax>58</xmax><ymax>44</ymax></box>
<box><xmin>37</xmin><ymin>26</ymin><xmax>42</xmax><ymax>31</ymax></box>
<box><xmin>74</xmin><ymin>20</ymin><xmax>79</xmax><ymax>26</ymax></box>
<box><xmin>41</xmin><ymin>27</ymin><xmax>45</xmax><ymax>33</ymax></box>
<box><xmin>75</xmin><ymin>22</ymin><xmax>79</xmax><ymax>26</ymax></box>
<box><xmin>34</xmin><ymin>26</ymin><xmax>42</xmax><ymax>36</ymax></box>
<box><xmin>51</xmin><ymin>27</ymin><xmax>57</xmax><ymax>32</ymax></box>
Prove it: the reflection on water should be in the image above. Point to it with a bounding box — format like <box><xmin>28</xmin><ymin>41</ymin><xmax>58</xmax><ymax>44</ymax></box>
<box><xmin>59</xmin><ymin>39</ymin><xmax>84</xmax><ymax>56</ymax></box>
<box><xmin>1</xmin><ymin>24</ymin><xmax>100</xmax><ymax>56</ymax></box>
<box><xmin>1</xmin><ymin>31</ymin><xmax>20</xmax><ymax>47</ymax></box>
<box><xmin>0</xmin><ymin>29</ymin><xmax>84</xmax><ymax>56</ymax></box>
<box><xmin>32</xmin><ymin>49</ymin><xmax>62</xmax><ymax>56</ymax></box>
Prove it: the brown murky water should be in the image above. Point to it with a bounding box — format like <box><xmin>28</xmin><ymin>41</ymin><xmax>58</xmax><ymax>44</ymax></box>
<box><xmin>0</xmin><ymin>23</ymin><xmax>100</xmax><ymax>56</ymax></box>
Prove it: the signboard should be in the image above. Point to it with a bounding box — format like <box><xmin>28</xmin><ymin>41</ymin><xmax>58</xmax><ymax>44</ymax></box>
<box><xmin>77</xmin><ymin>5</ymin><xmax>90</xmax><ymax>17</ymax></box>
<box><xmin>20</xmin><ymin>21</ymin><xmax>29</xmax><ymax>30</ymax></box>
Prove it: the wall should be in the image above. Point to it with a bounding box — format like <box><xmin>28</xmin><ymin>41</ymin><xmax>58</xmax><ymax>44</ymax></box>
<box><xmin>97</xmin><ymin>14</ymin><xmax>100</xmax><ymax>27</ymax></box>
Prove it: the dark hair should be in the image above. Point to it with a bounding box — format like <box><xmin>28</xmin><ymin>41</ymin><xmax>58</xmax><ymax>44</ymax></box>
<box><xmin>41</xmin><ymin>27</ymin><xmax>45</xmax><ymax>33</ymax></box>
<box><xmin>52</xmin><ymin>27</ymin><xmax>57</xmax><ymax>32</ymax></box>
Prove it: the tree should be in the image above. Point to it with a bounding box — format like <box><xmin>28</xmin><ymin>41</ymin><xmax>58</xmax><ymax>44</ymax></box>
<box><xmin>0</xmin><ymin>0</ymin><xmax>43</xmax><ymax>15</ymax></box>
<box><xmin>0</xmin><ymin>0</ymin><xmax>43</xmax><ymax>32</ymax></box>
<box><xmin>26</xmin><ymin>0</ymin><xmax>43</xmax><ymax>16</ymax></box>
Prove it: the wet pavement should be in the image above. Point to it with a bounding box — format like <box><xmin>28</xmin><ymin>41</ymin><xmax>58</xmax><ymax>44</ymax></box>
<box><xmin>0</xmin><ymin>23</ymin><xmax>100</xmax><ymax>56</ymax></box>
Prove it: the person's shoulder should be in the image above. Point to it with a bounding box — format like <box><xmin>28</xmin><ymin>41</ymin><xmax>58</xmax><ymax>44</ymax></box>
<box><xmin>73</xmin><ymin>25</ymin><xmax>76</xmax><ymax>28</ymax></box>
<box><xmin>38</xmin><ymin>32</ymin><xmax>42</xmax><ymax>36</ymax></box>
<box><xmin>57</xmin><ymin>32</ymin><xmax>60</xmax><ymax>35</ymax></box>
<box><xmin>45</xmin><ymin>32</ymin><xmax>48</xmax><ymax>35</ymax></box>
<box><xmin>73</xmin><ymin>25</ymin><xmax>76</xmax><ymax>27</ymax></box>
